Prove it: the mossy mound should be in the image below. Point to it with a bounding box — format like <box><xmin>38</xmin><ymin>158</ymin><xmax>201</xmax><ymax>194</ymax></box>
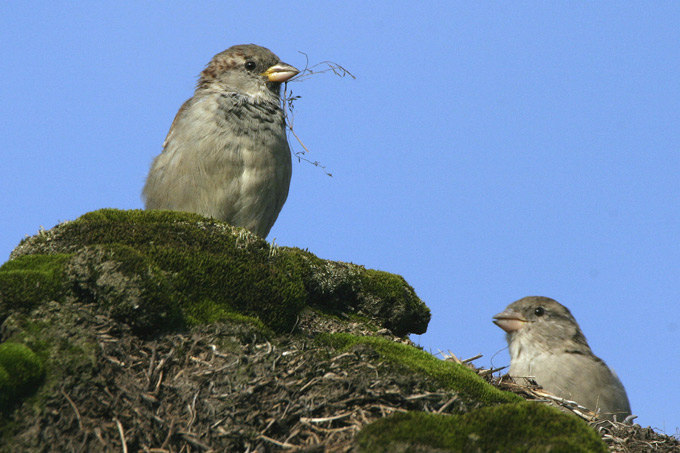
<box><xmin>6</xmin><ymin>209</ymin><xmax>430</xmax><ymax>336</ymax></box>
<box><xmin>0</xmin><ymin>208</ymin><xmax>431</xmax><ymax>425</ymax></box>
<box><xmin>1</xmin><ymin>209</ymin><xmax>666</xmax><ymax>450</ymax></box>
<box><xmin>355</xmin><ymin>403</ymin><xmax>608</xmax><ymax>452</ymax></box>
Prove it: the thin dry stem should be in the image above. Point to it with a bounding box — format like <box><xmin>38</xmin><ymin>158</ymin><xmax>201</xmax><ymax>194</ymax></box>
<box><xmin>281</xmin><ymin>51</ymin><xmax>356</xmax><ymax>177</ymax></box>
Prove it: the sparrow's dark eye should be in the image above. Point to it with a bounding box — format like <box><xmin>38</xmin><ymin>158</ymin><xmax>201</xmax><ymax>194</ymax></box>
<box><xmin>534</xmin><ymin>307</ymin><xmax>545</xmax><ymax>317</ymax></box>
<box><xmin>244</xmin><ymin>61</ymin><xmax>257</xmax><ymax>71</ymax></box>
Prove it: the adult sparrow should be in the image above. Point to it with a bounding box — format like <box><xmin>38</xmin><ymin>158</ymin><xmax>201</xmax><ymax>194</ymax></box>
<box><xmin>493</xmin><ymin>296</ymin><xmax>631</xmax><ymax>421</ymax></box>
<box><xmin>142</xmin><ymin>44</ymin><xmax>299</xmax><ymax>238</ymax></box>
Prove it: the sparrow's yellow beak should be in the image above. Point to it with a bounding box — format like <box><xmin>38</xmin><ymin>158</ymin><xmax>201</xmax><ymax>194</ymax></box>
<box><xmin>262</xmin><ymin>63</ymin><xmax>299</xmax><ymax>83</ymax></box>
<box><xmin>493</xmin><ymin>309</ymin><xmax>527</xmax><ymax>333</ymax></box>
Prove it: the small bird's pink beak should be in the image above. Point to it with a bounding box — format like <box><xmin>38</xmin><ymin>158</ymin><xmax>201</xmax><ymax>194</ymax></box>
<box><xmin>493</xmin><ymin>309</ymin><xmax>527</xmax><ymax>333</ymax></box>
<box><xmin>261</xmin><ymin>63</ymin><xmax>300</xmax><ymax>83</ymax></box>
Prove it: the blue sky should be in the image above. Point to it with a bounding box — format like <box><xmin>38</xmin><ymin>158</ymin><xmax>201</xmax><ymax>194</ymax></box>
<box><xmin>1</xmin><ymin>2</ymin><xmax>678</xmax><ymax>435</ymax></box>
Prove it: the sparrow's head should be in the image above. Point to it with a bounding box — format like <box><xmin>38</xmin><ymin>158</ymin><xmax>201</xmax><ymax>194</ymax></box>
<box><xmin>198</xmin><ymin>44</ymin><xmax>299</xmax><ymax>100</ymax></box>
<box><xmin>493</xmin><ymin>296</ymin><xmax>589</xmax><ymax>352</ymax></box>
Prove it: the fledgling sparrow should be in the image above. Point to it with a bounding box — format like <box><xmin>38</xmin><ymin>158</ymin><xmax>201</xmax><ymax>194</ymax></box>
<box><xmin>142</xmin><ymin>44</ymin><xmax>299</xmax><ymax>237</ymax></box>
<box><xmin>493</xmin><ymin>296</ymin><xmax>631</xmax><ymax>421</ymax></box>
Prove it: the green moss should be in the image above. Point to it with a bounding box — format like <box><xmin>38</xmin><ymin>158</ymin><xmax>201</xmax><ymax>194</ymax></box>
<box><xmin>77</xmin><ymin>208</ymin><xmax>208</xmax><ymax>225</ymax></box>
<box><xmin>74</xmin><ymin>210</ymin><xmax>307</xmax><ymax>333</ymax></box>
<box><xmin>7</xmin><ymin>210</ymin><xmax>308</xmax><ymax>333</ymax></box>
<box><xmin>66</xmin><ymin>244</ymin><xmax>184</xmax><ymax>336</ymax></box>
<box><xmin>6</xmin><ymin>209</ymin><xmax>429</xmax><ymax>336</ymax></box>
<box><xmin>320</xmin><ymin>333</ymin><xmax>520</xmax><ymax>405</ymax></box>
<box><xmin>356</xmin><ymin>403</ymin><xmax>608</xmax><ymax>452</ymax></box>
<box><xmin>0</xmin><ymin>366</ymin><xmax>10</xmax><ymax>403</ymax></box>
<box><xmin>359</xmin><ymin>269</ymin><xmax>430</xmax><ymax>335</ymax></box>
<box><xmin>0</xmin><ymin>254</ymin><xmax>70</xmax><ymax>319</ymax></box>
<box><xmin>0</xmin><ymin>254</ymin><xmax>70</xmax><ymax>274</ymax></box>
<box><xmin>148</xmin><ymin>243</ymin><xmax>306</xmax><ymax>333</ymax></box>
<box><xmin>0</xmin><ymin>305</ymin><xmax>100</xmax><ymax>410</ymax></box>
<box><xmin>284</xmin><ymin>249</ymin><xmax>430</xmax><ymax>336</ymax></box>
<box><xmin>62</xmin><ymin>209</ymin><xmax>259</xmax><ymax>256</ymax></box>
<box><xmin>184</xmin><ymin>299</ymin><xmax>269</xmax><ymax>332</ymax></box>
<box><xmin>0</xmin><ymin>342</ymin><xmax>45</xmax><ymax>410</ymax></box>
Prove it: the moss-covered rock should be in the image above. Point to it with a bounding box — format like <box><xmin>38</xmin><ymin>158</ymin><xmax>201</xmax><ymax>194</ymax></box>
<box><xmin>355</xmin><ymin>403</ymin><xmax>608</xmax><ymax>452</ymax></box>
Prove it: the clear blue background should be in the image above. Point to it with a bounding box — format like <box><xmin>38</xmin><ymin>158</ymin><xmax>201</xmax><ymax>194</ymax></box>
<box><xmin>1</xmin><ymin>2</ymin><xmax>678</xmax><ymax>435</ymax></box>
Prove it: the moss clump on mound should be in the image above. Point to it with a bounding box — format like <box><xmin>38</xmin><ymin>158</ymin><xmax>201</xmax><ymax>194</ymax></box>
<box><xmin>319</xmin><ymin>333</ymin><xmax>521</xmax><ymax>405</ymax></box>
<box><xmin>356</xmin><ymin>403</ymin><xmax>608</xmax><ymax>452</ymax></box>
<box><xmin>286</xmin><ymin>251</ymin><xmax>430</xmax><ymax>335</ymax></box>
<box><xmin>0</xmin><ymin>342</ymin><xmax>45</xmax><ymax>410</ymax></box>
<box><xmin>0</xmin><ymin>254</ymin><xmax>70</xmax><ymax>322</ymax></box>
